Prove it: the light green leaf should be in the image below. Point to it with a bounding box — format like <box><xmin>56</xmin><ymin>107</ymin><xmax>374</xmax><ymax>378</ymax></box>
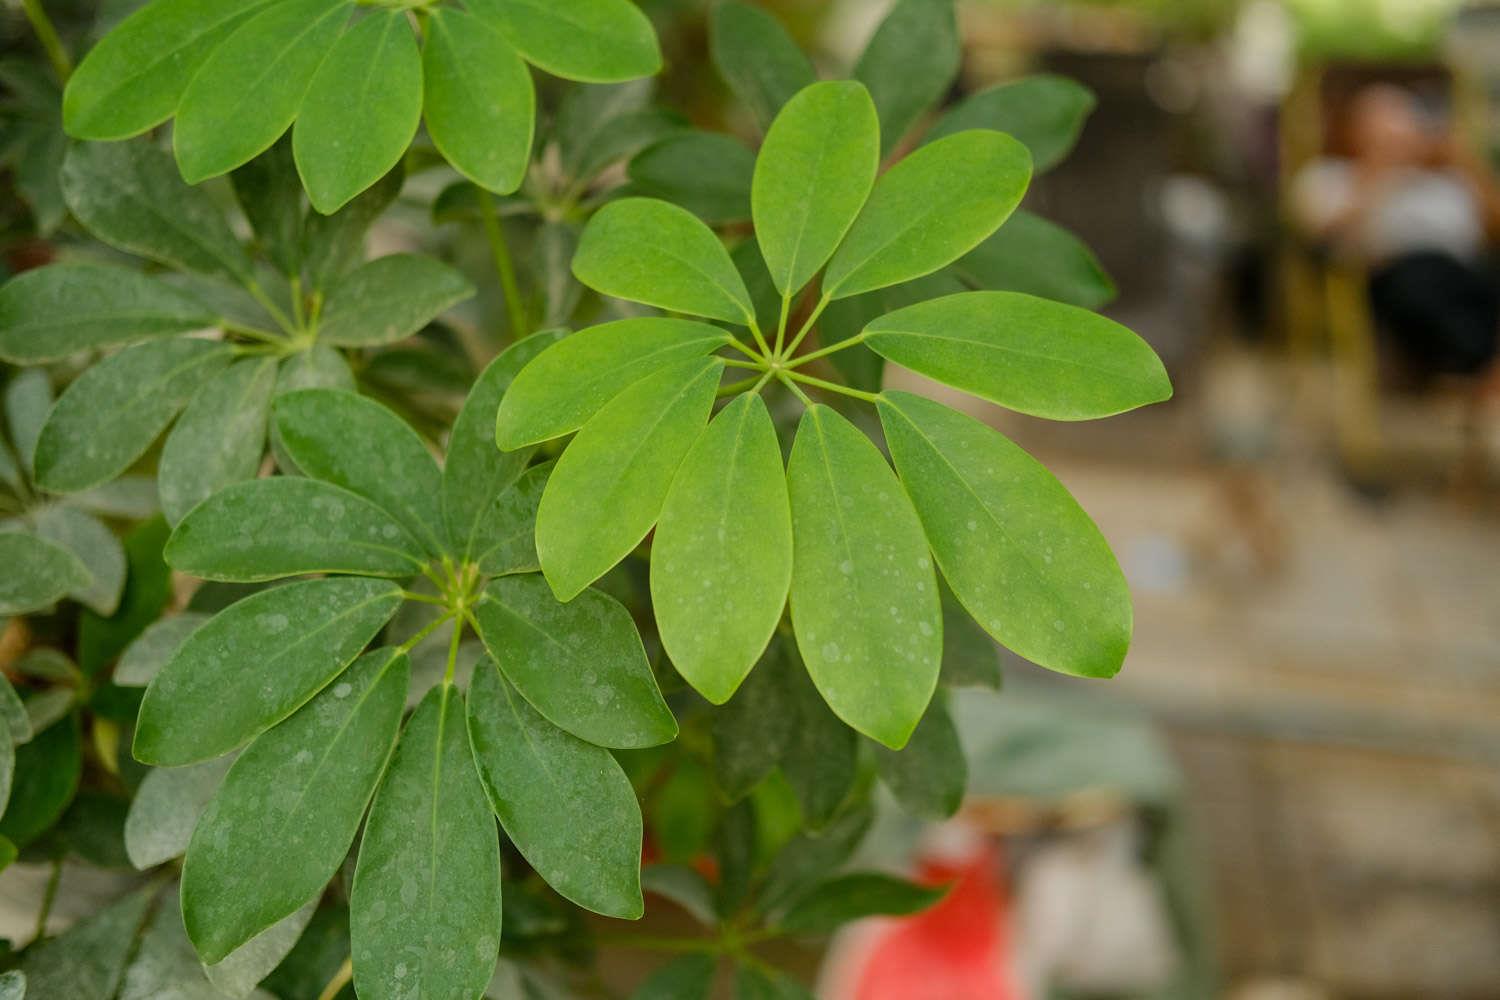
<box><xmin>19</xmin><ymin>884</ymin><xmax>154</xmax><ymax>1000</ymax></box>
<box><xmin>184</xmin><ymin>648</ymin><xmax>408</xmax><ymax>963</ymax></box>
<box><xmin>33</xmin><ymin>506</ymin><xmax>127</xmax><ymax>616</ymax></box>
<box><xmin>778</xmin><ymin>873</ymin><xmax>945</xmax><ymax>934</ymax></box>
<box><xmin>4</xmin><ymin>368</ymin><xmax>51</xmax><ymax>475</ymax></box>
<box><xmin>0</xmin><ymin>675</ymin><xmax>31</xmax><ymax>744</ymax></box>
<box><xmin>0</xmin><ymin>531</ymin><xmax>90</xmax><ymax>616</ymax></box>
<box><xmin>630</xmin><ymin>955</ymin><xmax>715</xmax><ymax>1000</ymax></box>
<box><xmin>314</xmin><ymin>253</ymin><xmax>473</xmax><ymax>347</ymax></box>
<box><xmin>350</xmin><ymin>686</ymin><xmax>501</xmax><ymax>1000</ymax></box>
<box><xmin>467</xmin><ymin>656</ymin><xmax>644</xmax><ymax>918</ymax></box>
<box><xmin>174</xmin><ymin>0</ymin><xmax>351</xmax><ymax>184</ymax></box>
<box><xmin>865</xmin><ymin>291</ymin><xmax>1170</xmax><ymax>420</ymax></box>
<box><xmin>818</xmin><ymin>268</ymin><xmax>966</xmax><ymax>393</ymax></box>
<box><xmin>470</xmin><ymin>0</ymin><xmax>660</xmax><ymax>83</ymax></box>
<box><xmin>232</xmin><ymin>137</ymin><xmax>304</xmax><ymax>277</ymax></box>
<box><xmin>652</xmin><ymin>394</ymin><xmax>790</xmax><ymax>704</ymax></box>
<box><xmin>124</xmin><ymin>756</ymin><xmax>231</xmax><ymax>869</ymax></box>
<box><xmin>293</xmin><ymin>10</ymin><xmax>421</xmax><ymax>214</ymax></box>
<box><xmin>63</xmin><ymin>0</ymin><xmax>277</xmax><ymax>140</ymax></box>
<box><xmin>134</xmin><ymin>576</ymin><xmax>402</xmax><ymax>764</ymax></box>
<box><xmin>0</xmin><ymin>715</ymin><xmax>81</xmax><ymax>847</ymax></box>
<box><xmin>443</xmin><ymin>330</ymin><xmax>564</xmax><ymax>560</ymax></box>
<box><xmin>777</xmin><ymin>645</ymin><xmax>857</xmax><ymax>829</ymax></box>
<box><xmin>709</xmin><ymin>1</ymin><xmax>816</xmax><ymax>131</ymax></box>
<box><xmin>116</xmin><ymin>612</ymin><xmax>210</xmax><ymax>687</ymax></box>
<box><xmin>824</xmin><ymin>130</ymin><xmax>1031</xmax><ymax>300</ymax></box>
<box><xmin>423</xmin><ymin>8</ymin><xmax>535</xmax><ymax>195</ymax></box>
<box><xmin>628</xmin><ymin>131</ymin><xmax>755</xmax><ymax>225</ymax></box>
<box><xmin>34</xmin><ymin>338</ymin><xmax>232</xmax><ymax>495</ymax></box>
<box><xmin>853</xmin><ymin>0</ymin><xmax>959</xmax><ymax>155</ymax></box>
<box><xmin>61</xmin><ymin>141</ymin><xmax>254</xmax><ymax>283</ymax></box>
<box><xmin>925</xmin><ymin>75</ymin><xmax>1095</xmax><ymax>172</ymax></box>
<box><xmin>754</xmin><ymin>81</ymin><xmax>879</xmax><ymax>298</ymax></box>
<box><xmin>165</xmin><ymin>477</ymin><xmax>428</xmax><ymax>581</ymax></box>
<box><xmin>878</xmin><ymin>391</ymin><xmax>1132</xmax><ymax>678</ymax></box>
<box><xmin>536</xmin><ymin>357</ymin><xmax>722</xmax><ymax>600</ymax></box>
<box><xmin>734</xmin><ymin>966</ymin><xmax>815</xmax><ymax>1000</ymax></box>
<box><xmin>203</xmin><ymin>902</ymin><xmax>317</xmax><ymax>998</ymax></box>
<box><xmin>159</xmin><ymin>359</ymin><xmax>277</xmax><ymax>526</ymax></box>
<box><xmin>274</xmin><ymin>388</ymin><xmax>445</xmax><ymax>555</ymax></box>
<box><xmin>573</xmin><ymin>198</ymin><xmax>754</xmax><ymax>324</ymax></box>
<box><xmin>0</xmin><ymin>264</ymin><xmax>215</xmax><ymax>363</ymax></box>
<box><xmin>710</xmin><ymin>637</ymin><xmax>796</xmax><ymax>802</ymax></box>
<box><xmin>495</xmin><ymin>318</ymin><xmax>730</xmax><ymax>450</ymax></box>
<box><xmin>786</xmin><ymin>405</ymin><xmax>941</xmax><ymax>749</ymax></box>
<box><xmin>953</xmin><ymin>210</ymin><xmax>1115</xmax><ymax>309</ymax></box>
<box><xmin>473</xmin><ymin>461</ymin><xmax>550</xmax><ymax>577</ymax></box>
<box><xmin>472</xmin><ymin>575</ymin><xmax>675</xmax><ymax>748</ymax></box>
<box><xmin>872</xmin><ymin>694</ymin><xmax>965</xmax><ymax>819</ymax></box>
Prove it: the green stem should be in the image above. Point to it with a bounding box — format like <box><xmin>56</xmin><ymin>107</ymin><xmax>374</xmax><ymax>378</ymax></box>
<box><xmin>289</xmin><ymin>276</ymin><xmax>307</xmax><ymax>330</ymax></box>
<box><xmin>33</xmin><ymin>857</ymin><xmax>62</xmax><ymax>942</ymax></box>
<box><xmin>399</xmin><ymin>590</ymin><xmax>448</xmax><ymax>606</ymax></box>
<box><xmin>441</xmin><ymin>616</ymin><xmax>463</xmax><ymax>686</ymax></box>
<box><xmin>221</xmin><ymin>321</ymin><xmax>288</xmax><ymax>345</ymax></box>
<box><xmin>744</xmin><ymin>313</ymin><xmax>774</xmax><ymax>359</ymax></box>
<box><xmin>396</xmin><ymin>611</ymin><xmax>455</xmax><ymax>656</ymax></box>
<box><xmin>716</xmin><ymin>376</ymin><xmax>762</xmax><ymax>398</ymax></box>
<box><xmin>787</xmin><ymin>369</ymin><xmax>881</xmax><ymax>403</ymax></box>
<box><xmin>722</xmin><ymin>357</ymin><xmax>762</xmax><ymax>371</ymax></box>
<box><xmin>784</xmin><ymin>331</ymin><xmax>864</xmax><ymax>370</ymax></box>
<box><xmin>782</xmin><ymin>293</ymin><xmax>832</xmax><ymax>358</ymax></box>
<box><xmin>776</xmin><ymin>372</ymin><xmax>814</xmax><ymax>408</ymax></box>
<box><xmin>20</xmin><ymin>0</ymin><xmax>71</xmax><ymax>83</ymax></box>
<box><xmin>773</xmin><ymin>291</ymin><xmax>792</xmax><ymax>357</ymax></box>
<box><xmin>316</xmin><ymin>957</ymin><xmax>353</xmax><ymax>1000</ymax></box>
<box><xmin>244</xmin><ymin>279</ymin><xmax>298</xmax><ymax>336</ymax></box>
<box><xmin>478</xmin><ymin>189</ymin><xmax>527</xmax><ymax>341</ymax></box>
<box><xmin>723</xmin><ymin>337</ymin><xmax>768</xmax><ymax>364</ymax></box>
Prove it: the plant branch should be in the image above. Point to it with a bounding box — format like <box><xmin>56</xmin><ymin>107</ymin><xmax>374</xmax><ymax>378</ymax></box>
<box><xmin>396</xmin><ymin>611</ymin><xmax>455</xmax><ymax>655</ymax></box>
<box><xmin>33</xmin><ymin>857</ymin><xmax>62</xmax><ymax>943</ymax></box>
<box><xmin>20</xmin><ymin>0</ymin><xmax>71</xmax><ymax>83</ymax></box>
<box><xmin>773</xmin><ymin>291</ymin><xmax>792</xmax><ymax>357</ymax></box>
<box><xmin>722</xmin><ymin>358</ymin><xmax>762</xmax><ymax>371</ymax></box>
<box><xmin>786</xmin><ymin>369</ymin><xmax>880</xmax><ymax>403</ymax></box>
<box><xmin>776</xmin><ymin>372</ymin><xmax>814</xmax><ymax>408</ymax></box>
<box><xmin>784</xmin><ymin>330</ymin><xmax>865</xmax><ymax>370</ymax></box>
<box><xmin>316</xmin><ymin>957</ymin><xmax>353</xmax><ymax>1000</ymax></box>
<box><xmin>781</xmin><ymin>293</ymin><xmax>832</xmax><ymax>358</ymax></box>
<box><xmin>716</xmin><ymin>375</ymin><xmax>762</xmax><ymax>398</ymax></box>
<box><xmin>442</xmin><ymin>615</ymin><xmax>463</xmax><ymax>686</ymax></box>
<box><xmin>478</xmin><ymin>189</ymin><xmax>527</xmax><ymax>341</ymax></box>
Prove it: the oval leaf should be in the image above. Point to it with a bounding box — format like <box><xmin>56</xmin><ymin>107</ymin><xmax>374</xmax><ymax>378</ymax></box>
<box><xmin>471</xmin><ymin>575</ymin><xmax>675</xmax><ymax>749</ymax></box>
<box><xmin>871</xmin><ymin>694</ymin><xmax>966</xmax><ymax>819</ymax></box>
<box><xmin>878</xmin><ymin>391</ymin><xmax>1132</xmax><ymax>678</ymax></box>
<box><xmin>123</xmin><ymin>756</ymin><xmax>230</xmax><ymax>869</ymax></box>
<box><xmin>32</xmin><ymin>506</ymin><xmax>127</xmax><ymax>616</ymax></box>
<box><xmin>853</xmin><ymin>0</ymin><xmax>959</xmax><ymax>156</ymax></box>
<box><xmin>158</xmin><ymin>358</ymin><xmax>277</xmax><ymax>526</ymax></box>
<box><xmin>778</xmin><ymin>872</ymin><xmax>945</xmax><ymax>934</ymax></box>
<box><xmin>115</xmin><ymin>612</ymin><xmax>210</xmax><ymax>687</ymax></box>
<box><xmin>709</xmin><ymin>1</ymin><xmax>816</xmax><ymax>131</ymax></box>
<box><xmin>470</xmin><ymin>0</ymin><xmax>660</xmax><ymax>83</ymax></box>
<box><xmin>953</xmin><ymin>210</ymin><xmax>1115</xmax><ymax>309</ymax></box>
<box><xmin>786</xmin><ymin>405</ymin><xmax>941</xmax><ymax>749</ymax></box>
<box><xmin>134</xmin><ymin>576</ymin><xmax>402</xmax><ymax>764</ymax></box>
<box><xmin>628</xmin><ymin>131</ymin><xmax>755</xmax><ymax>225</ymax></box>
<box><xmin>314</xmin><ymin>253</ymin><xmax>474</xmax><ymax>348</ymax></box>
<box><xmin>925</xmin><ymin>74</ymin><xmax>1095</xmax><ymax>172</ymax></box>
<box><xmin>865</xmin><ymin>291</ymin><xmax>1170</xmax><ymax>420</ymax></box>
<box><xmin>652</xmin><ymin>394</ymin><xmax>791</xmax><ymax>704</ymax></box>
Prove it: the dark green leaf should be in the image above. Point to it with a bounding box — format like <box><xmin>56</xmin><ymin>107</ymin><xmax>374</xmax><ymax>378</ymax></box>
<box><xmin>853</xmin><ymin>0</ymin><xmax>959</xmax><ymax>155</ymax></box>
<box><xmin>470</xmin><ymin>0</ymin><xmax>660</xmax><ymax>83</ymax></box>
<box><xmin>555</xmin><ymin>79</ymin><xmax>670</xmax><ymax>182</ymax></box>
<box><xmin>123</xmin><ymin>756</ymin><xmax>231</xmax><ymax>868</ymax></box>
<box><xmin>0</xmin><ymin>531</ymin><xmax>89</xmax><ymax>615</ymax></box>
<box><xmin>761</xmin><ymin>804</ymin><xmax>872</xmax><ymax>912</ymax></box>
<box><xmin>203</xmin><ymin>901</ymin><xmax>317</xmax><ymax>997</ymax></box>
<box><xmin>302</xmin><ymin>163</ymin><xmax>404</xmax><ymax>291</ymax></box>
<box><xmin>872</xmin><ymin>695</ymin><xmax>965</xmax><ymax>819</ymax></box>
<box><xmin>711</xmin><ymin>638</ymin><xmax>796</xmax><ymax>801</ymax></box>
<box><xmin>33</xmin><ymin>506</ymin><xmax>128</xmax><ymax>615</ymax></box>
<box><xmin>939</xmin><ymin>582</ymin><xmax>1001</xmax><ymax>689</ymax></box>
<box><xmin>275</xmin><ymin>343</ymin><xmax>355</xmax><ymax>394</ymax></box>
<box><xmin>734</xmin><ymin>965</ymin><xmax>815</xmax><ymax>1000</ymax></box>
<box><xmin>953</xmin><ymin>210</ymin><xmax>1114</xmax><ymax>308</ymax></box>
<box><xmin>628</xmin><ymin>132</ymin><xmax>755</xmax><ymax>225</ymax></box>
<box><xmin>630</xmin><ymin>954</ymin><xmax>715</xmax><ymax>1000</ymax></box>
<box><xmin>473</xmin><ymin>461</ymin><xmax>549</xmax><ymax>577</ymax></box>
<box><xmin>709</xmin><ymin>1</ymin><xmax>815</xmax><ymax>131</ymax></box>
<box><xmin>4</xmin><ymin>368</ymin><xmax>51</xmax><ymax>475</ymax></box>
<box><xmin>315</xmin><ymin>253</ymin><xmax>474</xmax><ymax>347</ymax></box>
<box><xmin>158</xmin><ymin>358</ymin><xmax>277</xmax><ymax>526</ymax></box>
<box><xmin>778</xmin><ymin>873</ymin><xmax>945</xmax><ymax>933</ymax></box>
<box><xmin>78</xmin><ymin>517</ymin><xmax>174</xmax><ymax>676</ymax></box>
<box><xmin>0</xmin><ymin>715</ymin><xmax>81</xmax><ymax>847</ymax></box>
<box><xmin>115</xmin><ymin>612</ymin><xmax>209</xmax><ymax>687</ymax></box>
<box><xmin>777</xmin><ymin>645</ymin><xmax>857</xmax><ymax>829</ymax></box>
<box><xmin>19</xmin><ymin>885</ymin><xmax>154</xmax><ymax>999</ymax></box>
<box><xmin>641</xmin><ymin>865</ymin><xmax>716</xmax><ymax>925</ymax></box>
<box><xmin>0</xmin><ymin>675</ymin><xmax>32</xmax><ymax>744</ymax></box>
<box><xmin>232</xmin><ymin>137</ymin><xmax>304</xmax><ymax>276</ymax></box>
<box><xmin>925</xmin><ymin>75</ymin><xmax>1096</xmax><ymax>172</ymax></box>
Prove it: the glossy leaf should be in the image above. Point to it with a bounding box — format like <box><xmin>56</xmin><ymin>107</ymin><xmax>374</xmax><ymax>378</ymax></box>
<box><xmin>866</xmin><ymin>291</ymin><xmax>1171</xmax><ymax>419</ymax></box>
<box><xmin>778</xmin><ymin>873</ymin><xmax>945</xmax><ymax>933</ymax></box>
<box><xmin>473</xmin><ymin>462</ymin><xmax>550</xmax><ymax>576</ymax></box>
<box><xmin>709</xmin><ymin>1</ymin><xmax>815</xmax><ymax>131</ymax></box>
<box><xmin>32</xmin><ymin>506</ymin><xmax>127</xmax><ymax>615</ymax></box>
<box><xmin>629</xmin><ymin>131</ymin><xmax>755</xmax><ymax>225</ymax></box>
<box><xmin>350</xmin><ymin>686</ymin><xmax>501</xmax><ymax>1000</ymax></box>
<box><xmin>653</xmin><ymin>394</ymin><xmax>791</xmax><ymax>704</ymax></box>
<box><xmin>470</xmin><ymin>0</ymin><xmax>660</xmax><ymax>83</ymax></box>
<box><xmin>0</xmin><ymin>529</ymin><xmax>90</xmax><ymax>616</ymax></box>
<box><xmin>115</xmin><ymin>612</ymin><xmax>210</xmax><ymax>687</ymax></box>
<box><xmin>631</xmin><ymin>955</ymin><xmax>716</xmax><ymax>1000</ymax></box>
<box><xmin>872</xmin><ymin>695</ymin><xmax>965</xmax><ymax>819</ymax></box>
<box><xmin>472</xmin><ymin>575</ymin><xmax>676</xmax><ymax>749</ymax></box>
<box><xmin>754</xmin><ymin>81</ymin><xmax>879</xmax><ymax>297</ymax></box>
<box><xmin>0</xmin><ymin>263</ymin><xmax>214</xmax><ymax>363</ymax></box>
<box><xmin>878</xmin><ymin>391</ymin><xmax>1132</xmax><ymax>678</ymax></box>
<box><xmin>275</xmin><ymin>388</ymin><xmax>446</xmax><ymax>554</ymax></box>
<box><xmin>423</xmin><ymin>8</ymin><xmax>535</xmax><ymax>194</ymax></box>
<box><xmin>467</xmin><ymin>656</ymin><xmax>644</xmax><ymax>918</ymax></box>
<box><xmin>536</xmin><ymin>357</ymin><xmax>722</xmax><ymax>600</ymax></box>
<box><xmin>158</xmin><ymin>358</ymin><xmax>276</xmax><ymax>526</ymax></box>
<box><xmin>315</xmin><ymin>253</ymin><xmax>473</xmax><ymax>347</ymax></box>
<box><xmin>786</xmin><ymin>405</ymin><xmax>941</xmax><ymax>749</ymax></box>
<box><xmin>823</xmin><ymin>130</ymin><xmax>1031</xmax><ymax>300</ymax></box>
<box><xmin>184</xmin><ymin>649</ymin><xmax>408</xmax><ymax>963</ymax></box>
<box><xmin>123</xmin><ymin>756</ymin><xmax>231</xmax><ymax>869</ymax></box>
<box><xmin>293</xmin><ymin>10</ymin><xmax>421</xmax><ymax>214</ymax></box>
<box><xmin>953</xmin><ymin>210</ymin><xmax>1115</xmax><ymax>309</ymax></box>
<box><xmin>0</xmin><ymin>715</ymin><xmax>81</xmax><ymax>847</ymax></box>
<box><xmin>134</xmin><ymin>576</ymin><xmax>402</xmax><ymax>764</ymax></box>
<box><xmin>18</xmin><ymin>884</ymin><xmax>153</xmax><ymax>999</ymax></box>
<box><xmin>496</xmin><ymin>318</ymin><xmax>730</xmax><ymax>449</ymax></box>
<box><xmin>926</xmin><ymin>75</ymin><xmax>1096</xmax><ymax>172</ymax></box>
<box><xmin>573</xmin><ymin>198</ymin><xmax>755</xmax><ymax>324</ymax></box>
<box><xmin>853</xmin><ymin>0</ymin><xmax>959</xmax><ymax>155</ymax></box>
<box><xmin>174</xmin><ymin>0</ymin><xmax>351</xmax><ymax>184</ymax></box>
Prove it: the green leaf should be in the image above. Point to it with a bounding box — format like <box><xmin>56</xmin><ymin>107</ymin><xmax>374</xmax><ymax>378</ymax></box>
<box><xmin>953</xmin><ymin>210</ymin><xmax>1115</xmax><ymax>309</ymax></box>
<box><xmin>760</xmin><ymin>804</ymin><xmax>872</xmax><ymax>912</ymax></box>
<box><xmin>293</xmin><ymin>10</ymin><xmax>422</xmax><ymax>214</ymax></box>
<box><xmin>777</xmin><ymin>646</ymin><xmax>857</xmax><ymax>829</ymax></box>
<box><xmin>61</xmin><ymin>140</ymin><xmax>255</xmax><ymax>283</ymax></box>
<box><xmin>0</xmin><ymin>675</ymin><xmax>32</xmax><ymax>744</ymax></box>
<box><xmin>467</xmin><ymin>656</ymin><xmax>644</xmax><ymax>918</ymax></box>
<box><xmin>164</xmin><ymin>477</ymin><xmax>428</xmax><ymax>581</ymax></box>
<box><xmin>872</xmin><ymin>694</ymin><xmax>965</xmax><ymax>819</ymax></box>
<box><xmin>709</xmin><ymin>1</ymin><xmax>816</xmax><ymax>131</ymax></box>
<box><xmin>158</xmin><ymin>358</ymin><xmax>277</xmax><ymax>526</ymax></box>
<box><xmin>350</xmin><ymin>686</ymin><xmax>501</xmax><ymax>1000</ymax></box>
<box><xmin>823</xmin><ymin>130</ymin><xmax>1032</xmax><ymax>300</ymax></box>
<box><xmin>865</xmin><ymin>291</ymin><xmax>1171</xmax><ymax>419</ymax></box>
<box><xmin>0</xmin><ymin>970</ymin><xmax>20</xmax><ymax>1000</ymax></box>
<box><xmin>652</xmin><ymin>394</ymin><xmax>790</xmax><ymax>704</ymax></box>
<box><xmin>232</xmin><ymin>137</ymin><xmax>305</xmax><ymax>277</ymax></box>
<box><xmin>315</xmin><ymin>253</ymin><xmax>473</xmax><ymax>347</ymax></box>
<box><xmin>123</xmin><ymin>756</ymin><xmax>231</xmax><ymax>869</ymax></box>
<box><xmin>32</xmin><ymin>506</ymin><xmax>128</xmax><ymax>615</ymax></box>
<box><xmin>275</xmin><ymin>343</ymin><xmax>354</xmax><ymax>394</ymax></box>
<box><xmin>444</xmin><ymin>330</ymin><xmax>563</xmax><ymax>560</ymax></box>
<box><xmin>628</xmin><ymin>131</ymin><xmax>755</xmax><ymax>225</ymax></box>
<box><xmin>536</xmin><ymin>357</ymin><xmax>722</xmax><ymax>600</ymax></box>
<box><xmin>926</xmin><ymin>75</ymin><xmax>1095</xmax><ymax>172</ymax></box>
<box><xmin>818</xmin><ymin>269</ymin><xmax>966</xmax><ymax>393</ymax></box>
<box><xmin>786</xmin><ymin>405</ymin><xmax>941</xmax><ymax>749</ymax></box>
<box><xmin>302</xmin><ymin>163</ymin><xmax>404</xmax><ymax>291</ymax></box>
<box><xmin>878</xmin><ymin>391</ymin><xmax>1132</xmax><ymax>678</ymax></box>
<box><xmin>134</xmin><ymin>576</ymin><xmax>402</xmax><ymax>764</ymax></box>
<box><xmin>0</xmin><ymin>715</ymin><xmax>81</xmax><ymax>847</ymax></box>
<box><xmin>555</xmin><ymin>79</ymin><xmax>671</xmax><ymax>182</ymax></box>
<box><xmin>79</xmin><ymin>517</ymin><xmax>174</xmax><ymax>676</ymax></box>
<box><xmin>495</xmin><ymin>318</ymin><xmax>730</xmax><ymax>450</ymax></box>
<box><xmin>853</xmin><ymin>0</ymin><xmax>959</xmax><ymax>155</ymax></box>
<box><xmin>711</xmin><ymin>637</ymin><xmax>796</xmax><ymax>802</ymax></box>
<box><xmin>275</xmin><ymin>388</ymin><xmax>446</xmax><ymax>555</ymax></box>
<box><xmin>184</xmin><ymin>648</ymin><xmax>408</xmax><ymax>963</ymax></box>
<box><xmin>19</xmin><ymin>884</ymin><xmax>154</xmax><ymax>999</ymax></box>
<box><xmin>939</xmin><ymin>582</ymin><xmax>1001</xmax><ymax>689</ymax></box>
<box><xmin>203</xmin><ymin>901</ymin><xmax>317</xmax><ymax>998</ymax></box>
<box><xmin>778</xmin><ymin>873</ymin><xmax>945</xmax><ymax>934</ymax></box>
<box><xmin>63</xmin><ymin>0</ymin><xmax>278</xmax><ymax>140</ymax></box>
<box><xmin>473</xmin><ymin>461</ymin><xmax>550</xmax><ymax>576</ymax></box>
<box><xmin>174</xmin><ymin>0</ymin><xmax>351</xmax><ymax>184</ymax></box>
<box><xmin>641</xmin><ymin>865</ymin><xmax>716</xmax><ymax>925</ymax></box>
<box><xmin>472</xmin><ymin>575</ymin><xmax>676</xmax><ymax>749</ymax></box>
<box><xmin>754</xmin><ymin>81</ymin><xmax>879</xmax><ymax>298</ymax></box>
<box><xmin>646</xmin><ymin>757</ymin><xmax>714</xmax><ymax>864</ymax></box>
<box><xmin>115</xmin><ymin>612</ymin><xmax>210</xmax><ymax>687</ymax></box>
<box><xmin>0</xmin><ymin>716</ymin><xmax>12</xmax><ymax>816</ymax></box>
<box><xmin>573</xmin><ymin>198</ymin><xmax>755</xmax><ymax>324</ymax></box>
<box><xmin>423</xmin><ymin>8</ymin><xmax>535</xmax><ymax>195</ymax></box>
<box><xmin>734</xmin><ymin>965</ymin><xmax>815</xmax><ymax>1000</ymax></box>
<box><xmin>0</xmin><ymin>264</ymin><xmax>215</xmax><ymax>364</ymax></box>
<box><xmin>34</xmin><ymin>338</ymin><xmax>231</xmax><ymax>494</ymax></box>
<box><xmin>469</xmin><ymin>0</ymin><xmax>660</xmax><ymax>83</ymax></box>
<box><xmin>5</xmin><ymin>368</ymin><xmax>51</xmax><ymax>475</ymax></box>
<box><xmin>0</xmin><ymin>531</ymin><xmax>90</xmax><ymax>616</ymax></box>
<box><xmin>630</xmin><ymin>955</ymin><xmax>715</xmax><ymax>1000</ymax></box>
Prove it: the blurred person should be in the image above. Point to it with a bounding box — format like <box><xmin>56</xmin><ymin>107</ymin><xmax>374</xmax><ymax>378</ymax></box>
<box><xmin>1293</xmin><ymin>84</ymin><xmax>1500</xmax><ymax>378</ymax></box>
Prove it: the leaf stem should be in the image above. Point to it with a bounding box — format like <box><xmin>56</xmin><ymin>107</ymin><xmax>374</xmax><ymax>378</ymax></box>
<box><xmin>244</xmin><ymin>279</ymin><xmax>298</xmax><ymax>336</ymax></box>
<box><xmin>33</xmin><ymin>857</ymin><xmax>62</xmax><ymax>942</ymax></box>
<box><xmin>316</xmin><ymin>957</ymin><xmax>353</xmax><ymax>1000</ymax></box>
<box><xmin>722</xmin><ymin>358</ymin><xmax>762</xmax><ymax>371</ymax></box>
<box><xmin>716</xmin><ymin>376</ymin><xmax>762</xmax><ymax>398</ymax></box>
<box><xmin>221</xmin><ymin>321</ymin><xmax>288</xmax><ymax>345</ymax></box>
<box><xmin>20</xmin><ymin>0</ymin><xmax>71</xmax><ymax>83</ymax></box>
<box><xmin>478</xmin><ymin>189</ymin><xmax>527</xmax><ymax>341</ymax></box>
<box><xmin>441</xmin><ymin>615</ymin><xmax>463</xmax><ymax>686</ymax></box>
<box><xmin>784</xmin><ymin>331</ymin><xmax>865</xmax><ymax>370</ymax></box>
<box><xmin>781</xmin><ymin>293</ymin><xmax>832</xmax><ymax>358</ymax></box>
<box><xmin>745</xmin><ymin>314</ymin><xmax>773</xmax><ymax>359</ymax></box>
<box><xmin>787</xmin><ymin>369</ymin><xmax>881</xmax><ymax>404</ymax></box>
<box><xmin>776</xmin><ymin>372</ymin><xmax>814</xmax><ymax>408</ymax></box>
<box><xmin>395</xmin><ymin>611</ymin><xmax>456</xmax><ymax>656</ymax></box>
<box><xmin>773</xmin><ymin>291</ymin><xmax>792</xmax><ymax>357</ymax></box>
<box><xmin>399</xmin><ymin>590</ymin><xmax>448</xmax><ymax>606</ymax></box>
<box><xmin>723</xmin><ymin>337</ymin><xmax>767</xmax><ymax>363</ymax></box>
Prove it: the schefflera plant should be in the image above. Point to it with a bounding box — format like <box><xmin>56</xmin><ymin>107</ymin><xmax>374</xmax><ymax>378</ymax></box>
<box><xmin>497</xmin><ymin>80</ymin><xmax>1172</xmax><ymax>750</ymax></box>
<box><xmin>129</xmin><ymin>340</ymin><xmax>671</xmax><ymax>998</ymax></box>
